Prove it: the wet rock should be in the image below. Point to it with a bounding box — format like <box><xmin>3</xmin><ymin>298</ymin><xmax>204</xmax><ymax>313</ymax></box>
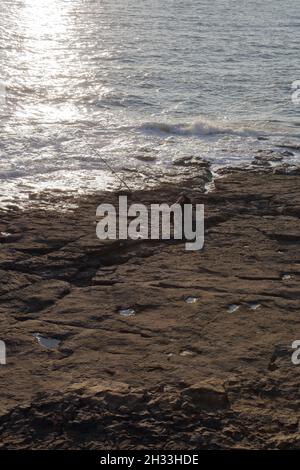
<box><xmin>172</xmin><ymin>156</ymin><xmax>210</xmax><ymax>168</ymax></box>
<box><xmin>252</xmin><ymin>150</ymin><xmax>286</xmax><ymax>167</ymax></box>
<box><xmin>273</xmin><ymin>164</ymin><xmax>300</xmax><ymax>175</ymax></box>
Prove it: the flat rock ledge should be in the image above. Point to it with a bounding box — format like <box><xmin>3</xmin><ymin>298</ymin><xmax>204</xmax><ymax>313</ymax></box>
<box><xmin>0</xmin><ymin>167</ymin><xmax>300</xmax><ymax>449</ymax></box>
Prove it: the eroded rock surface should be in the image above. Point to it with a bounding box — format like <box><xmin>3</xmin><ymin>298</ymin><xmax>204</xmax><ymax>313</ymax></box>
<box><xmin>0</xmin><ymin>169</ymin><xmax>300</xmax><ymax>449</ymax></box>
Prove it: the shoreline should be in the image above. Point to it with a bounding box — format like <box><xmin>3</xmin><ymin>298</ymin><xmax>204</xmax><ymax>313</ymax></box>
<box><xmin>0</xmin><ymin>164</ymin><xmax>300</xmax><ymax>449</ymax></box>
<box><xmin>1</xmin><ymin>145</ymin><xmax>299</xmax><ymax>213</ymax></box>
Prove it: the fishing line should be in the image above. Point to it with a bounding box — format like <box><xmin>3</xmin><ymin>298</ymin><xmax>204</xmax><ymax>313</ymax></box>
<box><xmin>84</xmin><ymin>140</ymin><xmax>132</xmax><ymax>192</ymax></box>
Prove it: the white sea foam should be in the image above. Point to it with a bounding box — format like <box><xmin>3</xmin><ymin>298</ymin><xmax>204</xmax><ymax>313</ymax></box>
<box><xmin>138</xmin><ymin>119</ymin><xmax>262</xmax><ymax>138</ymax></box>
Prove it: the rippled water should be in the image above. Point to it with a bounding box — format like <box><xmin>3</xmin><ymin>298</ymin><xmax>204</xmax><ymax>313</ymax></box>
<box><xmin>0</xmin><ymin>0</ymin><xmax>299</xmax><ymax>205</ymax></box>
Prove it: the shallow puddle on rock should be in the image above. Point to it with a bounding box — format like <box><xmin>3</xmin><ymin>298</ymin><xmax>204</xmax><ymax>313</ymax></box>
<box><xmin>0</xmin><ymin>232</ymin><xmax>11</xmax><ymax>237</ymax></box>
<box><xmin>227</xmin><ymin>304</ymin><xmax>239</xmax><ymax>313</ymax></box>
<box><xmin>119</xmin><ymin>308</ymin><xmax>135</xmax><ymax>317</ymax></box>
<box><xmin>33</xmin><ymin>333</ymin><xmax>60</xmax><ymax>349</ymax></box>
<box><xmin>282</xmin><ymin>274</ymin><xmax>292</xmax><ymax>281</ymax></box>
<box><xmin>180</xmin><ymin>350</ymin><xmax>195</xmax><ymax>357</ymax></box>
<box><xmin>246</xmin><ymin>302</ymin><xmax>261</xmax><ymax>310</ymax></box>
<box><xmin>185</xmin><ymin>296</ymin><xmax>198</xmax><ymax>304</ymax></box>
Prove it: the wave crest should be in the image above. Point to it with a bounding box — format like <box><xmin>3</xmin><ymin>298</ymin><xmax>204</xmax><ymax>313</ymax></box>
<box><xmin>139</xmin><ymin>119</ymin><xmax>259</xmax><ymax>138</ymax></box>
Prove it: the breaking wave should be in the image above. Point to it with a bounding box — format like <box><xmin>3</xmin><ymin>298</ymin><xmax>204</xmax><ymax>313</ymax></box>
<box><xmin>138</xmin><ymin>119</ymin><xmax>262</xmax><ymax>138</ymax></box>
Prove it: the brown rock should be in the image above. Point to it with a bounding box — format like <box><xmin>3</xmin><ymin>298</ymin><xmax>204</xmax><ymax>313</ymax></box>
<box><xmin>183</xmin><ymin>380</ymin><xmax>229</xmax><ymax>409</ymax></box>
<box><xmin>0</xmin><ymin>167</ymin><xmax>300</xmax><ymax>449</ymax></box>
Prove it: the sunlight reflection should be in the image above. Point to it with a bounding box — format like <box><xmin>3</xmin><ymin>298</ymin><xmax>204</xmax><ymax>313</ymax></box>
<box><xmin>16</xmin><ymin>0</ymin><xmax>79</xmax><ymax>122</ymax></box>
<box><xmin>23</xmin><ymin>0</ymin><xmax>67</xmax><ymax>40</ymax></box>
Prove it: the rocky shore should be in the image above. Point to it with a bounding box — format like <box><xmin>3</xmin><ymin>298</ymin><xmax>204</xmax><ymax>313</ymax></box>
<box><xmin>0</xmin><ymin>160</ymin><xmax>300</xmax><ymax>449</ymax></box>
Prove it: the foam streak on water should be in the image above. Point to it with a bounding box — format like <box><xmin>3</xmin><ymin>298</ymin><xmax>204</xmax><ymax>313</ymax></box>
<box><xmin>0</xmin><ymin>0</ymin><xmax>299</xmax><ymax>206</ymax></box>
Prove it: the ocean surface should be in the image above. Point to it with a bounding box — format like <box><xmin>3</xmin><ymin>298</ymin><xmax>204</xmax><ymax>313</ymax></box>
<box><xmin>0</xmin><ymin>0</ymin><xmax>300</xmax><ymax>206</ymax></box>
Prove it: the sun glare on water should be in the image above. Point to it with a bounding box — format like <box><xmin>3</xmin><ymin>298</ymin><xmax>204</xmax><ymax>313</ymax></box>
<box><xmin>16</xmin><ymin>0</ymin><xmax>80</xmax><ymax>122</ymax></box>
<box><xmin>23</xmin><ymin>0</ymin><xmax>67</xmax><ymax>40</ymax></box>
